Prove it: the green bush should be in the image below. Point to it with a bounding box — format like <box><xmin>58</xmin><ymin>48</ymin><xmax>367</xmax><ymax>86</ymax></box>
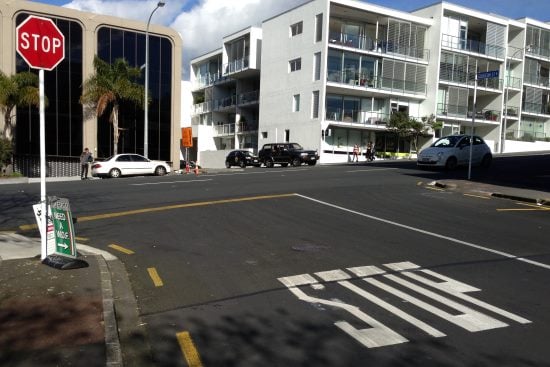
<box><xmin>0</xmin><ymin>137</ymin><xmax>13</xmax><ymax>175</ymax></box>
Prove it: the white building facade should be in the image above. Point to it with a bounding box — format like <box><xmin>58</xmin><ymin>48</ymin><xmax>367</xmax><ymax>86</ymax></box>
<box><xmin>190</xmin><ymin>0</ymin><xmax>550</xmax><ymax>166</ymax></box>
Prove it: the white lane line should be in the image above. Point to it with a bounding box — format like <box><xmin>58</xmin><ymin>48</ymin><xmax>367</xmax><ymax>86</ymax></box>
<box><xmin>295</xmin><ymin>194</ymin><xmax>550</xmax><ymax>271</ymax></box>
<box><xmin>346</xmin><ymin>168</ymin><xmax>398</xmax><ymax>173</ymax></box>
<box><xmin>202</xmin><ymin>169</ymin><xmax>310</xmax><ymax>177</ymax></box>
<box><xmin>130</xmin><ymin>179</ymin><xmax>213</xmax><ymax>186</ymax></box>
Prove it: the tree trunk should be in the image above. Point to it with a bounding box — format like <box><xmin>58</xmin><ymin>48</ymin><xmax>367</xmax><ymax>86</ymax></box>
<box><xmin>2</xmin><ymin>107</ymin><xmax>13</xmax><ymax>141</ymax></box>
<box><xmin>112</xmin><ymin>104</ymin><xmax>119</xmax><ymax>155</ymax></box>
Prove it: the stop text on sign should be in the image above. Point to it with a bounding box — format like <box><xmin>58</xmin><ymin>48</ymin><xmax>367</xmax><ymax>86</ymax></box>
<box><xmin>19</xmin><ymin>32</ymin><xmax>62</xmax><ymax>54</ymax></box>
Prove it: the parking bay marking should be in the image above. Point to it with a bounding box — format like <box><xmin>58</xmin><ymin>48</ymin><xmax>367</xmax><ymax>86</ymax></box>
<box><xmin>176</xmin><ymin>331</ymin><xmax>204</xmax><ymax>367</ymax></box>
<box><xmin>278</xmin><ymin>261</ymin><xmax>531</xmax><ymax>349</ymax></box>
<box><xmin>295</xmin><ymin>194</ymin><xmax>550</xmax><ymax>271</ymax></box>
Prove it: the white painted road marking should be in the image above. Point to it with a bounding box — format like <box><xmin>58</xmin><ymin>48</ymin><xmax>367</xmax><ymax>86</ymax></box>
<box><xmin>131</xmin><ymin>179</ymin><xmax>213</xmax><ymax>186</ymax></box>
<box><xmin>295</xmin><ymin>194</ymin><xmax>550</xmax><ymax>270</ymax></box>
<box><xmin>278</xmin><ymin>261</ymin><xmax>531</xmax><ymax>349</ymax></box>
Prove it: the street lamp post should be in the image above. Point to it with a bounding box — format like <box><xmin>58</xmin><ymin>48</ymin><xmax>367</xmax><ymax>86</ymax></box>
<box><xmin>144</xmin><ymin>1</ymin><xmax>165</xmax><ymax>158</ymax></box>
<box><xmin>502</xmin><ymin>45</ymin><xmax>531</xmax><ymax>153</ymax></box>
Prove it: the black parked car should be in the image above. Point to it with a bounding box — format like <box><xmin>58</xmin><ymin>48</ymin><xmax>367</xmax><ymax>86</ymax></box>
<box><xmin>225</xmin><ymin>150</ymin><xmax>261</xmax><ymax>168</ymax></box>
<box><xmin>258</xmin><ymin>143</ymin><xmax>318</xmax><ymax>168</ymax></box>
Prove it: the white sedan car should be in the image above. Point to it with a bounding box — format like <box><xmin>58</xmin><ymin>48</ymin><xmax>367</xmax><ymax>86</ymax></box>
<box><xmin>417</xmin><ymin>135</ymin><xmax>492</xmax><ymax>170</ymax></box>
<box><xmin>91</xmin><ymin>153</ymin><xmax>171</xmax><ymax>178</ymax></box>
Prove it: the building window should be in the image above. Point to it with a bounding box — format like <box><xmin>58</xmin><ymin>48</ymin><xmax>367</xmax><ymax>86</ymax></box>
<box><xmin>315</xmin><ymin>14</ymin><xmax>323</xmax><ymax>42</ymax></box>
<box><xmin>261</xmin><ymin>131</ymin><xmax>268</xmax><ymax>139</ymax></box>
<box><xmin>285</xmin><ymin>129</ymin><xmax>290</xmax><ymax>142</ymax></box>
<box><xmin>290</xmin><ymin>21</ymin><xmax>303</xmax><ymax>37</ymax></box>
<box><xmin>289</xmin><ymin>58</ymin><xmax>302</xmax><ymax>72</ymax></box>
<box><xmin>313</xmin><ymin>52</ymin><xmax>321</xmax><ymax>80</ymax></box>
<box><xmin>293</xmin><ymin>94</ymin><xmax>301</xmax><ymax>112</ymax></box>
<box><xmin>312</xmin><ymin>91</ymin><xmax>320</xmax><ymax>118</ymax></box>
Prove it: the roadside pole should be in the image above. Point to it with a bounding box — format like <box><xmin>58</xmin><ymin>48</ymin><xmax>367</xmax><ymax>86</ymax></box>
<box><xmin>39</xmin><ymin>69</ymin><xmax>47</xmax><ymax>260</ymax></box>
<box><xmin>468</xmin><ymin>74</ymin><xmax>477</xmax><ymax>181</ymax></box>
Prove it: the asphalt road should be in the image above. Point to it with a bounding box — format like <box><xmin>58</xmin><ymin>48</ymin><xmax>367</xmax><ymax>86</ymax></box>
<box><xmin>1</xmin><ymin>155</ymin><xmax>549</xmax><ymax>366</ymax></box>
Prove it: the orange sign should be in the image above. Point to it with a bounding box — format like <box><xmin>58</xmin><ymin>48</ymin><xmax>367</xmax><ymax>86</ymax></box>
<box><xmin>181</xmin><ymin>127</ymin><xmax>193</xmax><ymax>148</ymax></box>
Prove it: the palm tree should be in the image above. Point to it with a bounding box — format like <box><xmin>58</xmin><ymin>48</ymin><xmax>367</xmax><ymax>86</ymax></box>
<box><xmin>81</xmin><ymin>56</ymin><xmax>144</xmax><ymax>155</ymax></box>
<box><xmin>0</xmin><ymin>71</ymin><xmax>40</xmax><ymax>142</ymax></box>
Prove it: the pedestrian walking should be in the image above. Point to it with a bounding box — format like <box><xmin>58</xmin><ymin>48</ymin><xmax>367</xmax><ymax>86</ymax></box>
<box><xmin>80</xmin><ymin>148</ymin><xmax>93</xmax><ymax>179</ymax></box>
<box><xmin>366</xmin><ymin>141</ymin><xmax>374</xmax><ymax>162</ymax></box>
<box><xmin>352</xmin><ymin>144</ymin><xmax>360</xmax><ymax>162</ymax></box>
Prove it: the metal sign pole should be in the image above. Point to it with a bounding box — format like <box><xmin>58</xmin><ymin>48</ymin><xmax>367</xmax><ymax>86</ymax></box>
<box><xmin>39</xmin><ymin>69</ymin><xmax>47</xmax><ymax>260</ymax></box>
<box><xmin>468</xmin><ymin>74</ymin><xmax>477</xmax><ymax>181</ymax></box>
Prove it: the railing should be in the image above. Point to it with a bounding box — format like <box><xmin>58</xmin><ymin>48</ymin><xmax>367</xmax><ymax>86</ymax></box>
<box><xmin>193</xmin><ymin>72</ymin><xmax>224</xmax><ymax>89</ymax></box>
<box><xmin>436</xmin><ymin>103</ymin><xmax>500</xmax><ymax>121</ymax></box>
<box><xmin>223</xmin><ymin>56</ymin><xmax>250</xmax><ymax>75</ymax></box>
<box><xmin>523</xmin><ymin>73</ymin><xmax>550</xmax><ymax>88</ymax></box>
<box><xmin>326</xmin><ymin>69</ymin><xmax>427</xmax><ymax>95</ymax></box>
<box><xmin>213</xmin><ymin>95</ymin><xmax>237</xmax><ymax>110</ymax></box>
<box><xmin>192</xmin><ymin>101</ymin><xmax>212</xmax><ymax>115</ymax></box>
<box><xmin>214</xmin><ymin>123</ymin><xmax>235</xmax><ymax>136</ymax></box>
<box><xmin>441</xmin><ymin>34</ymin><xmax>505</xmax><ymax>59</ymax></box>
<box><xmin>522</xmin><ymin>101</ymin><xmax>550</xmax><ymax>115</ymax></box>
<box><xmin>526</xmin><ymin>45</ymin><xmax>550</xmax><ymax>60</ymax></box>
<box><xmin>328</xmin><ymin>31</ymin><xmax>430</xmax><ymax>61</ymax></box>
<box><xmin>238</xmin><ymin>90</ymin><xmax>259</xmax><ymax>105</ymax></box>
<box><xmin>236</xmin><ymin>120</ymin><xmax>258</xmax><ymax>133</ymax></box>
<box><xmin>325</xmin><ymin>108</ymin><xmax>393</xmax><ymax>125</ymax></box>
<box><xmin>503</xmin><ymin>106</ymin><xmax>520</xmax><ymax>118</ymax></box>
<box><xmin>507</xmin><ymin>46</ymin><xmax>524</xmax><ymax>59</ymax></box>
<box><xmin>13</xmin><ymin>154</ymin><xmax>80</xmax><ymax>178</ymax></box>
<box><xmin>506</xmin><ymin>129</ymin><xmax>548</xmax><ymax>141</ymax></box>
<box><xmin>505</xmin><ymin>76</ymin><xmax>522</xmax><ymax>89</ymax></box>
<box><xmin>439</xmin><ymin>69</ymin><xmax>503</xmax><ymax>90</ymax></box>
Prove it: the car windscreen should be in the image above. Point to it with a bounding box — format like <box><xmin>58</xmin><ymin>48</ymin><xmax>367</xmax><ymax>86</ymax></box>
<box><xmin>431</xmin><ymin>136</ymin><xmax>462</xmax><ymax>148</ymax></box>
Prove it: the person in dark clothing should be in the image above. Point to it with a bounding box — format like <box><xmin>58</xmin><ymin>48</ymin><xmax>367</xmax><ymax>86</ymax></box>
<box><xmin>80</xmin><ymin>148</ymin><xmax>92</xmax><ymax>179</ymax></box>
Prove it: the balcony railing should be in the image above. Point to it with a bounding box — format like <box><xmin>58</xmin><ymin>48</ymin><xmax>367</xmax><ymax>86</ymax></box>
<box><xmin>526</xmin><ymin>45</ymin><xmax>550</xmax><ymax>61</ymax></box>
<box><xmin>523</xmin><ymin>73</ymin><xmax>550</xmax><ymax>88</ymax></box>
<box><xmin>503</xmin><ymin>106</ymin><xmax>520</xmax><ymax>118</ymax></box>
<box><xmin>523</xmin><ymin>101</ymin><xmax>550</xmax><ymax>115</ymax></box>
<box><xmin>193</xmin><ymin>72</ymin><xmax>224</xmax><ymax>89</ymax></box>
<box><xmin>439</xmin><ymin>69</ymin><xmax>503</xmax><ymax>90</ymax></box>
<box><xmin>223</xmin><ymin>56</ymin><xmax>250</xmax><ymax>75</ymax></box>
<box><xmin>507</xmin><ymin>46</ymin><xmax>525</xmax><ymax>59</ymax></box>
<box><xmin>236</xmin><ymin>120</ymin><xmax>258</xmax><ymax>134</ymax></box>
<box><xmin>192</xmin><ymin>101</ymin><xmax>212</xmax><ymax>115</ymax></box>
<box><xmin>436</xmin><ymin>103</ymin><xmax>500</xmax><ymax>121</ymax></box>
<box><xmin>505</xmin><ymin>76</ymin><xmax>522</xmax><ymax>89</ymax></box>
<box><xmin>213</xmin><ymin>95</ymin><xmax>237</xmax><ymax>110</ymax></box>
<box><xmin>214</xmin><ymin>123</ymin><xmax>235</xmax><ymax>136</ymax></box>
<box><xmin>327</xmin><ymin>69</ymin><xmax>427</xmax><ymax>95</ymax></box>
<box><xmin>328</xmin><ymin>31</ymin><xmax>430</xmax><ymax>61</ymax></box>
<box><xmin>506</xmin><ymin>129</ymin><xmax>548</xmax><ymax>141</ymax></box>
<box><xmin>238</xmin><ymin>90</ymin><xmax>259</xmax><ymax>105</ymax></box>
<box><xmin>325</xmin><ymin>108</ymin><xmax>394</xmax><ymax>125</ymax></box>
<box><xmin>442</xmin><ymin>34</ymin><xmax>505</xmax><ymax>59</ymax></box>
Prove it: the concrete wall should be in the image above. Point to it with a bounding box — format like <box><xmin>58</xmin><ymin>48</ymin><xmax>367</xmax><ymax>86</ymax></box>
<box><xmin>199</xmin><ymin>149</ymin><xmax>233</xmax><ymax>169</ymax></box>
<box><xmin>504</xmin><ymin>140</ymin><xmax>550</xmax><ymax>153</ymax></box>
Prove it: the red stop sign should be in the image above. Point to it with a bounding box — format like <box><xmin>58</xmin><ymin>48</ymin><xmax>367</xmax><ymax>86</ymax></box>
<box><xmin>16</xmin><ymin>15</ymin><xmax>65</xmax><ymax>70</ymax></box>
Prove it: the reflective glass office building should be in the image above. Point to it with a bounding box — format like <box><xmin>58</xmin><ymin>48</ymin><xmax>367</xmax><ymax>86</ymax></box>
<box><xmin>1</xmin><ymin>1</ymin><xmax>182</xmax><ymax>176</ymax></box>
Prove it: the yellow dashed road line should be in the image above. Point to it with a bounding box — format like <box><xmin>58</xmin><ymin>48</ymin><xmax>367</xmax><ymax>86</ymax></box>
<box><xmin>108</xmin><ymin>244</ymin><xmax>135</xmax><ymax>255</ymax></box>
<box><xmin>19</xmin><ymin>194</ymin><xmax>295</xmax><ymax>231</ymax></box>
<box><xmin>147</xmin><ymin>267</ymin><xmax>164</xmax><ymax>287</ymax></box>
<box><xmin>463</xmin><ymin>193</ymin><xmax>490</xmax><ymax>200</ymax></box>
<box><xmin>177</xmin><ymin>331</ymin><xmax>203</xmax><ymax>367</ymax></box>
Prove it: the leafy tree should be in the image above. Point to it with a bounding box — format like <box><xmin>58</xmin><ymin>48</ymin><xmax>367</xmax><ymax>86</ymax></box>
<box><xmin>0</xmin><ymin>71</ymin><xmax>40</xmax><ymax>142</ymax></box>
<box><xmin>387</xmin><ymin>112</ymin><xmax>442</xmax><ymax>154</ymax></box>
<box><xmin>0</xmin><ymin>137</ymin><xmax>12</xmax><ymax>175</ymax></box>
<box><xmin>80</xmin><ymin>56</ymin><xmax>144</xmax><ymax>155</ymax></box>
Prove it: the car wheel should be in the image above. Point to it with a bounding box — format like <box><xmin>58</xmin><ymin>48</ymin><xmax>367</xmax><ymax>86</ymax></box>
<box><xmin>307</xmin><ymin>161</ymin><xmax>317</xmax><ymax>166</ymax></box>
<box><xmin>239</xmin><ymin>160</ymin><xmax>246</xmax><ymax>168</ymax></box>
<box><xmin>109</xmin><ymin>168</ymin><xmax>121</xmax><ymax>178</ymax></box>
<box><xmin>265</xmin><ymin>159</ymin><xmax>274</xmax><ymax>168</ymax></box>
<box><xmin>292</xmin><ymin>157</ymin><xmax>301</xmax><ymax>167</ymax></box>
<box><xmin>281</xmin><ymin>163</ymin><xmax>288</xmax><ymax>167</ymax></box>
<box><xmin>481</xmin><ymin>154</ymin><xmax>492</xmax><ymax>168</ymax></box>
<box><xmin>225</xmin><ymin>161</ymin><xmax>231</xmax><ymax>169</ymax></box>
<box><xmin>445</xmin><ymin>157</ymin><xmax>458</xmax><ymax>170</ymax></box>
<box><xmin>155</xmin><ymin>166</ymin><xmax>167</xmax><ymax>176</ymax></box>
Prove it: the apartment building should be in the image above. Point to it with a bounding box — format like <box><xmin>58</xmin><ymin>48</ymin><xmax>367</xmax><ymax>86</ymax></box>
<box><xmin>190</xmin><ymin>0</ymin><xmax>550</xmax><ymax>166</ymax></box>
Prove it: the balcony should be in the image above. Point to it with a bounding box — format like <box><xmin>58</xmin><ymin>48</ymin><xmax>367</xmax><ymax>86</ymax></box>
<box><xmin>442</xmin><ymin>34</ymin><xmax>505</xmax><ymax>59</ymax></box>
<box><xmin>193</xmin><ymin>72</ymin><xmax>225</xmax><ymax>90</ymax></box>
<box><xmin>503</xmin><ymin>106</ymin><xmax>520</xmax><ymax>118</ymax></box>
<box><xmin>223</xmin><ymin>56</ymin><xmax>250</xmax><ymax>76</ymax></box>
<box><xmin>327</xmin><ymin>69</ymin><xmax>427</xmax><ymax>96</ymax></box>
<box><xmin>505</xmin><ymin>76</ymin><xmax>522</xmax><ymax>89</ymax></box>
<box><xmin>192</xmin><ymin>101</ymin><xmax>212</xmax><ymax>115</ymax></box>
<box><xmin>526</xmin><ymin>45</ymin><xmax>550</xmax><ymax>61</ymax></box>
<box><xmin>238</xmin><ymin>90</ymin><xmax>259</xmax><ymax>105</ymax></box>
<box><xmin>214</xmin><ymin>123</ymin><xmax>235</xmax><ymax>137</ymax></box>
<box><xmin>506</xmin><ymin>129</ymin><xmax>548</xmax><ymax>142</ymax></box>
<box><xmin>439</xmin><ymin>69</ymin><xmax>503</xmax><ymax>91</ymax></box>
<box><xmin>328</xmin><ymin>31</ymin><xmax>429</xmax><ymax>62</ymax></box>
<box><xmin>213</xmin><ymin>95</ymin><xmax>237</xmax><ymax>111</ymax></box>
<box><xmin>522</xmin><ymin>101</ymin><xmax>550</xmax><ymax>115</ymax></box>
<box><xmin>436</xmin><ymin>103</ymin><xmax>500</xmax><ymax>122</ymax></box>
<box><xmin>236</xmin><ymin>121</ymin><xmax>258</xmax><ymax>134</ymax></box>
<box><xmin>523</xmin><ymin>73</ymin><xmax>550</xmax><ymax>88</ymax></box>
<box><xmin>326</xmin><ymin>108</ymin><xmax>391</xmax><ymax>125</ymax></box>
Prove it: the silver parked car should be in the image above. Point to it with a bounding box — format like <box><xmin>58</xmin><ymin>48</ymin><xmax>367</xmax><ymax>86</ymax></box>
<box><xmin>417</xmin><ymin>135</ymin><xmax>492</xmax><ymax>170</ymax></box>
<box><xmin>91</xmin><ymin>153</ymin><xmax>171</xmax><ymax>178</ymax></box>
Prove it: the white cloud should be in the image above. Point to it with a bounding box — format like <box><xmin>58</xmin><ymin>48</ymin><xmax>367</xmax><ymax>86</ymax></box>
<box><xmin>62</xmin><ymin>0</ymin><xmax>309</xmax><ymax>79</ymax></box>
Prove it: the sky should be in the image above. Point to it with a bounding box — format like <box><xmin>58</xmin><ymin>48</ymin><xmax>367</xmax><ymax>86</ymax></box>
<box><xmin>30</xmin><ymin>0</ymin><xmax>550</xmax><ymax>79</ymax></box>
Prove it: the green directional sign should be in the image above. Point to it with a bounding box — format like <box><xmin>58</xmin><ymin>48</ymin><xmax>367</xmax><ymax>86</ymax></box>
<box><xmin>49</xmin><ymin>197</ymin><xmax>77</xmax><ymax>258</ymax></box>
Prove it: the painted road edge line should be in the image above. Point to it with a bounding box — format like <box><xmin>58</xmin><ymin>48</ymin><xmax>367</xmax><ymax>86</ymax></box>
<box><xmin>177</xmin><ymin>331</ymin><xmax>203</xmax><ymax>367</ymax></box>
<box><xmin>294</xmin><ymin>194</ymin><xmax>550</xmax><ymax>271</ymax></box>
<box><xmin>147</xmin><ymin>267</ymin><xmax>164</xmax><ymax>287</ymax></box>
<box><xmin>108</xmin><ymin>244</ymin><xmax>135</xmax><ymax>255</ymax></box>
